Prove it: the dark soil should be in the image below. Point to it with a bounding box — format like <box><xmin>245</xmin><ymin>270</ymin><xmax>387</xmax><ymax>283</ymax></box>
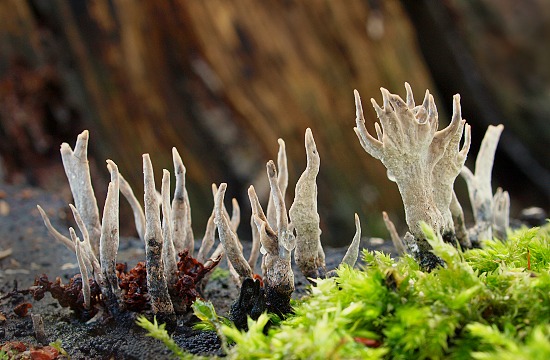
<box><xmin>0</xmin><ymin>183</ymin><xmax>395</xmax><ymax>359</ymax></box>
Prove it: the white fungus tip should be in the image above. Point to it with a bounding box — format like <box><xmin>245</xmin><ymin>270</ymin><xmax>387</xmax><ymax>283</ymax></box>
<box><xmin>405</xmin><ymin>82</ymin><xmax>414</xmax><ymax>108</ymax></box>
<box><xmin>267</xmin><ymin>160</ymin><xmax>277</xmax><ymax>178</ymax></box>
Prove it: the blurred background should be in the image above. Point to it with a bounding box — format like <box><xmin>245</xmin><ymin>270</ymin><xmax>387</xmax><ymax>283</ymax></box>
<box><xmin>0</xmin><ymin>0</ymin><xmax>548</xmax><ymax>246</ymax></box>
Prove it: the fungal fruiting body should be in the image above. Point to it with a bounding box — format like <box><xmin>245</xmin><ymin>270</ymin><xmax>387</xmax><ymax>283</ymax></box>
<box><xmin>143</xmin><ymin>154</ymin><xmax>175</xmax><ymax>321</ymax></box>
<box><xmin>354</xmin><ymin>84</ymin><xmax>509</xmax><ymax>269</ymax></box>
<box><xmin>35</xmin><ymin>131</ymin><xmax>222</xmax><ymax>322</ymax></box>
<box><xmin>252</xmin><ymin>160</ymin><xmax>295</xmax><ymax>315</ymax></box>
<box><xmin>460</xmin><ymin>125</ymin><xmax>508</xmax><ymax>244</ymax></box>
<box><xmin>354</xmin><ymin>85</ymin><xmax>469</xmax><ymax>239</ymax></box>
<box><xmin>289</xmin><ymin>129</ymin><xmax>325</xmax><ymax>280</ymax></box>
<box><xmin>34</xmin><ymin>127</ymin><xmax>370</xmax><ymax>327</ymax></box>
<box><xmin>34</xmin><ymin>83</ymin><xmax>511</xmax><ymax>330</ymax></box>
<box><xmin>218</xmin><ymin>128</ymin><xmax>361</xmax><ymax>326</ymax></box>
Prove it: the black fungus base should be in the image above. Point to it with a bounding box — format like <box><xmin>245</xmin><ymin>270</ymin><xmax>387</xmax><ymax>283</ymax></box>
<box><xmin>415</xmin><ymin>238</ymin><xmax>446</xmax><ymax>271</ymax></box>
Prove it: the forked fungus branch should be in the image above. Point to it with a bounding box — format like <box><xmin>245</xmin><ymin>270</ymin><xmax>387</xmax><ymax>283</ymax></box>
<box><xmin>354</xmin><ymin>84</ymin><xmax>509</xmax><ymax>269</ymax></box>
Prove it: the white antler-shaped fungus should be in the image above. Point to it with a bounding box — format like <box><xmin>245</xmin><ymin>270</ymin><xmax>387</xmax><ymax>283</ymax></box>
<box><xmin>69</xmin><ymin>204</ymin><xmax>102</xmax><ymax>283</ymax></box>
<box><xmin>354</xmin><ymin>85</ymin><xmax>470</xmax><ymax>269</ymax></box>
<box><xmin>267</xmin><ymin>139</ymin><xmax>288</xmax><ymax>231</ymax></box>
<box><xmin>289</xmin><ymin>128</ymin><xmax>325</xmax><ymax>279</ymax></box>
<box><xmin>354</xmin><ymin>86</ymin><xmax>470</xmax><ymax>240</ymax></box>
<box><xmin>215</xmin><ymin>183</ymin><xmax>253</xmax><ymax>281</ymax></box>
<box><xmin>36</xmin><ymin>205</ymin><xmax>74</xmax><ymax>252</ymax></box>
<box><xmin>143</xmin><ymin>154</ymin><xmax>175</xmax><ymax>319</ymax></box>
<box><xmin>249</xmin><ymin>172</ymin><xmax>295</xmax><ymax>315</ymax></box>
<box><xmin>38</xmin><ymin>132</ymin><xmax>226</xmax><ymax>320</ymax></box>
<box><xmin>196</xmin><ymin>183</ymin><xmax>230</xmax><ymax>265</ymax></box>
<box><xmin>460</xmin><ymin>124</ymin><xmax>506</xmax><ymax>243</ymax></box>
<box><xmin>431</xmin><ymin>95</ymin><xmax>471</xmax><ymax>239</ymax></box>
<box><xmin>72</xmin><ymin>228</ymin><xmax>91</xmax><ymax>310</ymax></box>
<box><xmin>60</xmin><ymin>130</ymin><xmax>102</xmax><ymax>255</ymax></box>
<box><xmin>99</xmin><ymin>160</ymin><xmax>121</xmax><ymax>312</ymax></box>
<box><xmin>492</xmin><ymin>187</ymin><xmax>510</xmax><ymax>241</ymax></box>
<box><xmin>171</xmin><ymin>148</ymin><xmax>194</xmax><ymax>255</ymax></box>
<box><xmin>340</xmin><ymin>213</ymin><xmax>362</xmax><ymax>267</ymax></box>
<box><xmin>382</xmin><ymin>211</ymin><xmax>407</xmax><ymax>256</ymax></box>
<box><xmin>161</xmin><ymin>169</ymin><xmax>178</xmax><ymax>289</ymax></box>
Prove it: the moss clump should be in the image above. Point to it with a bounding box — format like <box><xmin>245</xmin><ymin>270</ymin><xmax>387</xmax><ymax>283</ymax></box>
<box><xmin>221</xmin><ymin>224</ymin><xmax>550</xmax><ymax>359</ymax></box>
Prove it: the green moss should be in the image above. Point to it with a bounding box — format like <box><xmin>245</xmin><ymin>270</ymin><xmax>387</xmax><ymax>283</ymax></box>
<box><xmin>140</xmin><ymin>224</ymin><xmax>550</xmax><ymax>359</ymax></box>
<box><xmin>49</xmin><ymin>339</ymin><xmax>69</xmax><ymax>357</ymax></box>
<box><xmin>222</xmin><ymin>224</ymin><xmax>550</xmax><ymax>359</ymax></box>
<box><xmin>209</xmin><ymin>267</ymin><xmax>231</xmax><ymax>281</ymax></box>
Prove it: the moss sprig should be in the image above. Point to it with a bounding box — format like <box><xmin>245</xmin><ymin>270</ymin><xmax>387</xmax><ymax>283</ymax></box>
<box><xmin>221</xmin><ymin>224</ymin><xmax>550</xmax><ymax>359</ymax></box>
<box><xmin>136</xmin><ymin>316</ymin><xmax>195</xmax><ymax>360</ymax></box>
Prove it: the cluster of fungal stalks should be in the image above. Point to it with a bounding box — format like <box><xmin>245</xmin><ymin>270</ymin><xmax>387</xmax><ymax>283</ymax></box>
<box><xmin>213</xmin><ymin>128</ymin><xmax>361</xmax><ymax>325</ymax></box>
<box><xmin>35</xmin><ymin>128</ymin><xmax>360</xmax><ymax>325</ymax></box>
<box><xmin>34</xmin><ymin>83</ymin><xmax>511</xmax><ymax>326</ymax></box>
<box><xmin>354</xmin><ymin>84</ymin><xmax>509</xmax><ymax>269</ymax></box>
<box><xmin>35</xmin><ymin>131</ymin><xmax>223</xmax><ymax>323</ymax></box>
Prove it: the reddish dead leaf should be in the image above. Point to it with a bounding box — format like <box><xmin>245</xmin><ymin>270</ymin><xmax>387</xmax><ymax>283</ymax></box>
<box><xmin>354</xmin><ymin>337</ymin><xmax>382</xmax><ymax>348</ymax></box>
<box><xmin>13</xmin><ymin>302</ymin><xmax>32</xmax><ymax>317</ymax></box>
<box><xmin>1</xmin><ymin>340</ymin><xmax>27</xmax><ymax>353</ymax></box>
<box><xmin>117</xmin><ymin>261</ymin><xmax>150</xmax><ymax>312</ymax></box>
<box><xmin>30</xmin><ymin>346</ymin><xmax>59</xmax><ymax>360</ymax></box>
<box><xmin>31</xmin><ymin>273</ymin><xmax>101</xmax><ymax>320</ymax></box>
<box><xmin>174</xmin><ymin>250</ymin><xmax>220</xmax><ymax>310</ymax></box>
<box><xmin>252</xmin><ymin>273</ymin><xmax>264</xmax><ymax>287</ymax></box>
